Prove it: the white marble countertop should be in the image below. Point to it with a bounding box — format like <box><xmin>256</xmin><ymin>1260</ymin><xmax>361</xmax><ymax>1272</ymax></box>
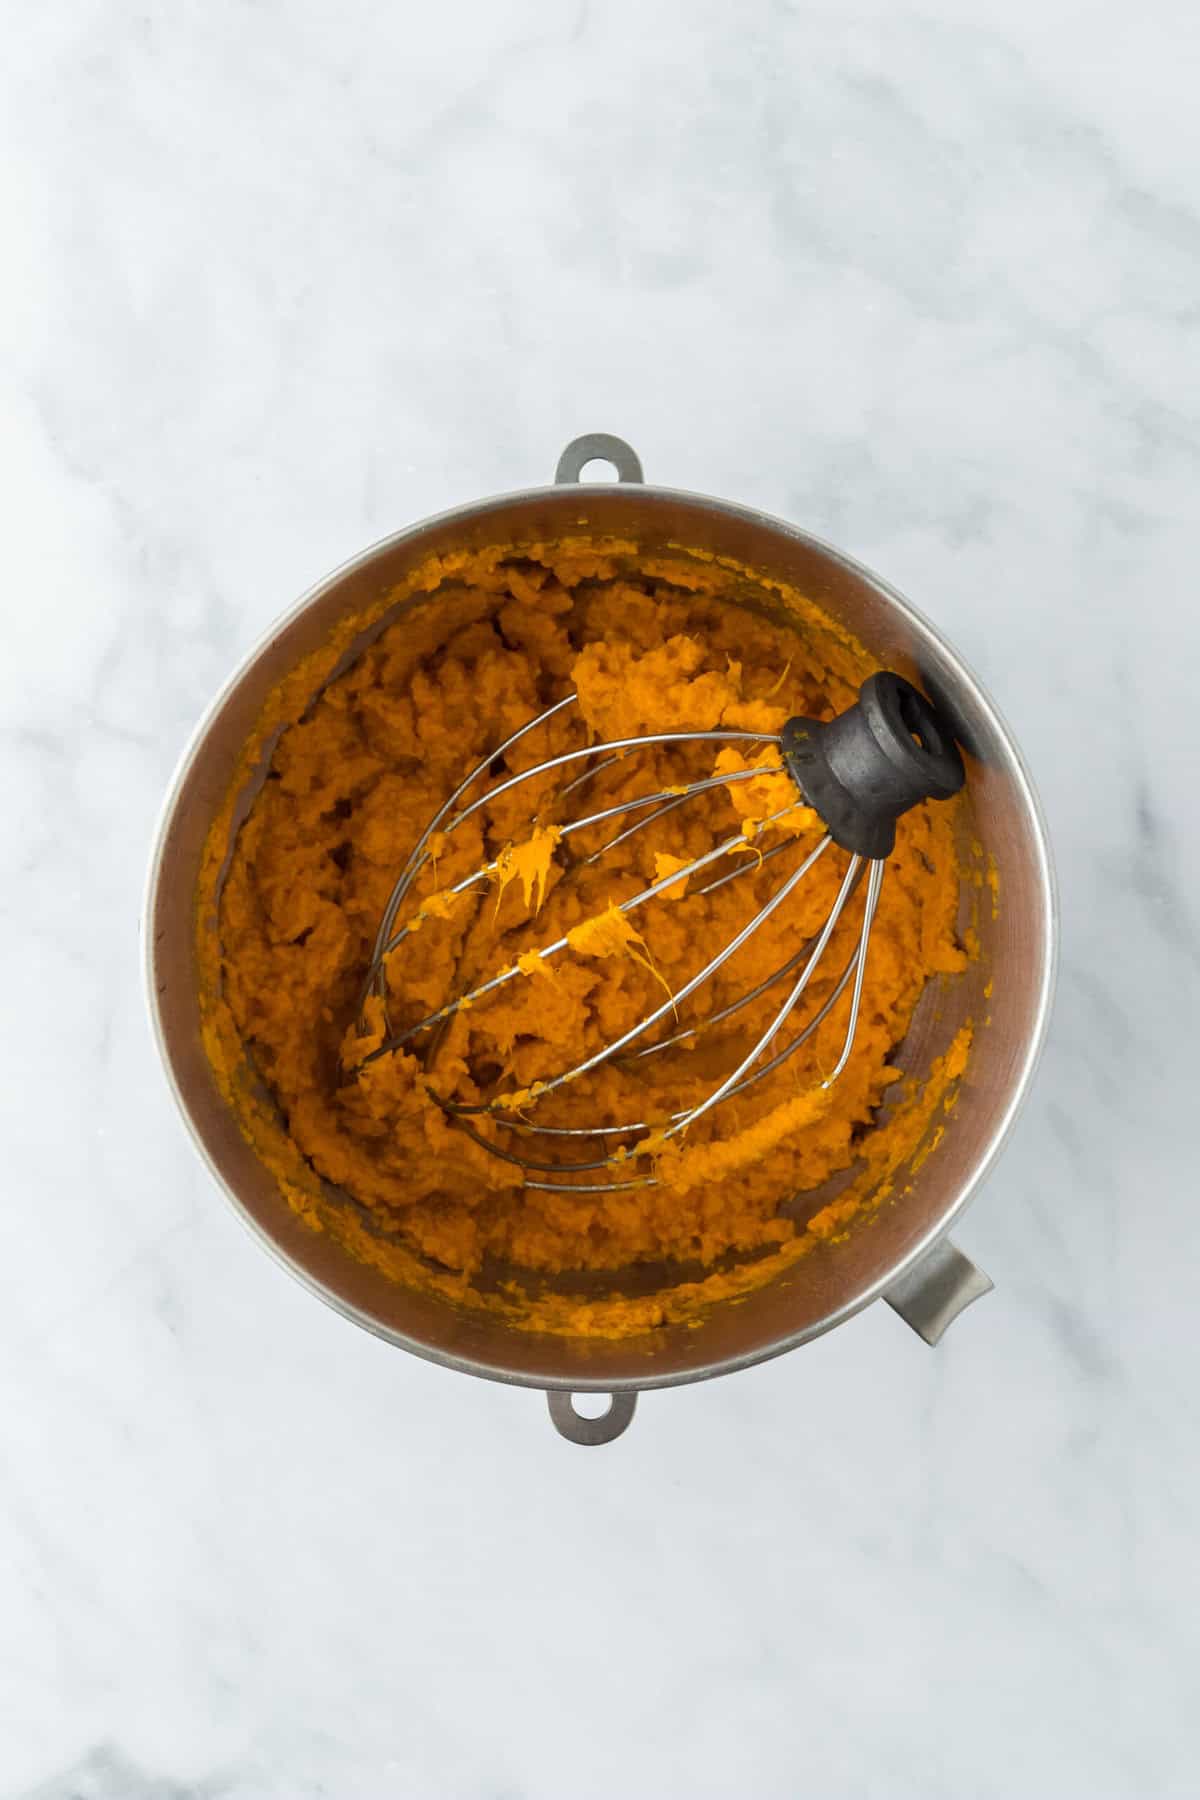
<box><xmin>4</xmin><ymin>2</ymin><xmax>1198</xmax><ymax>1795</ymax></box>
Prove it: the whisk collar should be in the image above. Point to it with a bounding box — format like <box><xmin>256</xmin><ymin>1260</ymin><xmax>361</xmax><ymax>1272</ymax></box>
<box><xmin>781</xmin><ymin>673</ymin><xmax>965</xmax><ymax>859</ymax></box>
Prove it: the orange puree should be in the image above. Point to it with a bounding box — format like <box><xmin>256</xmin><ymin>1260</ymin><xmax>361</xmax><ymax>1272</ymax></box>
<box><xmin>493</xmin><ymin>823</ymin><xmax>561</xmax><ymax>914</ymax></box>
<box><xmin>565</xmin><ymin>901</ymin><xmax>672</xmax><ymax>1000</ymax></box>
<box><xmin>199</xmin><ymin>540</ymin><xmax>970</xmax><ymax>1337</ymax></box>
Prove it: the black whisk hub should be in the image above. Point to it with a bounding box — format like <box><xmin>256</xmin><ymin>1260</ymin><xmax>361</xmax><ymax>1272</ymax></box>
<box><xmin>780</xmin><ymin>673</ymin><xmax>965</xmax><ymax>859</ymax></box>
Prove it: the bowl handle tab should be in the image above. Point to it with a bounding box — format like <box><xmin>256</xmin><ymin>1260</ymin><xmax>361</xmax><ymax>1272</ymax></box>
<box><xmin>546</xmin><ymin>1390</ymin><xmax>638</xmax><ymax>1445</ymax></box>
<box><xmin>884</xmin><ymin>1238</ymin><xmax>993</xmax><ymax>1345</ymax></box>
<box><xmin>555</xmin><ymin>434</ymin><xmax>644</xmax><ymax>486</ymax></box>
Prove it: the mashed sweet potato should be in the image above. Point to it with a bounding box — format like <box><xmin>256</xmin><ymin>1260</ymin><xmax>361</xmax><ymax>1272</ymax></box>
<box><xmin>198</xmin><ymin>540</ymin><xmax>970</xmax><ymax>1337</ymax></box>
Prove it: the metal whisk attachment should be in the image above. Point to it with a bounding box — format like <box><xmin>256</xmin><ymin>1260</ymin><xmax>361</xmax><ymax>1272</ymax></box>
<box><xmin>355</xmin><ymin>674</ymin><xmax>965</xmax><ymax>1192</ymax></box>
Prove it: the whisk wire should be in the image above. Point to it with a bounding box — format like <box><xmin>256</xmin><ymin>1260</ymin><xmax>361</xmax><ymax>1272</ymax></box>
<box><xmin>371</xmin><ymin>691</ymin><xmax>580</xmax><ymax>969</ymax></box>
<box><xmin>823</xmin><ymin>855</ymin><xmax>884</xmax><ymax>1086</ymax></box>
<box><xmin>658</xmin><ymin>851</ymin><xmax>863</xmax><ymax>1143</ymax></box>
<box><xmin>455</xmin><ymin>936</ymin><xmax>871</xmax><ymax>1196</ymax></box>
<box><xmin>354</xmin><ymin>672</ymin><xmax>962</xmax><ymax>1195</ymax></box>
<box><xmin>361</xmin><ymin>802</ymin><xmax>813</xmax><ymax>1066</ymax></box>
<box><xmin>442</xmin><ymin>829</ymin><xmax>832</xmax><ymax>1106</ymax></box>
<box><xmin>363</xmin><ymin>708</ymin><xmax>780</xmax><ymax>1013</ymax></box>
<box><xmin>374</xmin><ymin>764</ymin><xmax>786</xmax><ymax>969</ymax></box>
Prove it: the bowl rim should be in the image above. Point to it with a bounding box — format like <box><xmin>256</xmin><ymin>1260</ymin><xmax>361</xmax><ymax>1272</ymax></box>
<box><xmin>143</xmin><ymin>478</ymin><xmax>1059</xmax><ymax>1391</ymax></box>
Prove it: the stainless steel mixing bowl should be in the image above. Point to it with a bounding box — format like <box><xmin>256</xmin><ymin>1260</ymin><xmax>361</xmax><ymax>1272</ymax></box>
<box><xmin>144</xmin><ymin>434</ymin><xmax>1057</xmax><ymax>1444</ymax></box>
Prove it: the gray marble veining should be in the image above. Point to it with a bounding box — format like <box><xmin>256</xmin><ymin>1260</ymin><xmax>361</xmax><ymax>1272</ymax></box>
<box><xmin>3</xmin><ymin>1</ymin><xmax>1198</xmax><ymax>1795</ymax></box>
